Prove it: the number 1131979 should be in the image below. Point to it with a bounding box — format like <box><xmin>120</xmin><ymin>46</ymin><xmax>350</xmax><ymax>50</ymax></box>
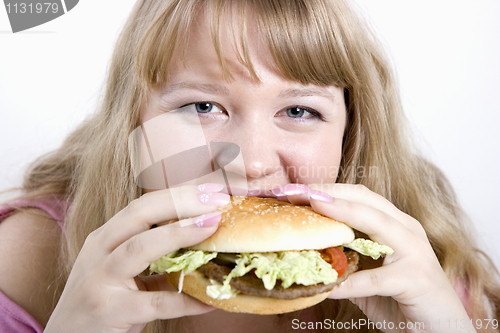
<box><xmin>6</xmin><ymin>2</ymin><xmax>59</xmax><ymax>14</ymax></box>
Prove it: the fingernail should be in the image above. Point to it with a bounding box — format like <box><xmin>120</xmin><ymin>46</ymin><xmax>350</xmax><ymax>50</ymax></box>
<box><xmin>309</xmin><ymin>189</ymin><xmax>333</xmax><ymax>203</ymax></box>
<box><xmin>280</xmin><ymin>184</ymin><xmax>309</xmax><ymax>196</ymax></box>
<box><xmin>271</xmin><ymin>187</ymin><xmax>286</xmax><ymax>197</ymax></box>
<box><xmin>193</xmin><ymin>211</ymin><xmax>222</xmax><ymax>228</ymax></box>
<box><xmin>198</xmin><ymin>192</ymin><xmax>230</xmax><ymax>206</ymax></box>
<box><xmin>197</xmin><ymin>183</ymin><xmax>225</xmax><ymax>193</ymax></box>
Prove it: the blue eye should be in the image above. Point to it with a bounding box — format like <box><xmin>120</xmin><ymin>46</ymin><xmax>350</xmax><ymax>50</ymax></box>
<box><xmin>176</xmin><ymin>102</ymin><xmax>224</xmax><ymax>117</ymax></box>
<box><xmin>195</xmin><ymin>102</ymin><xmax>214</xmax><ymax>113</ymax></box>
<box><xmin>282</xmin><ymin>106</ymin><xmax>323</xmax><ymax>120</ymax></box>
<box><xmin>286</xmin><ymin>107</ymin><xmax>306</xmax><ymax>118</ymax></box>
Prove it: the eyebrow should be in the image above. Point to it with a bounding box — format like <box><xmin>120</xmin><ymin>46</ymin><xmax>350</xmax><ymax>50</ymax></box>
<box><xmin>161</xmin><ymin>81</ymin><xmax>336</xmax><ymax>102</ymax></box>
<box><xmin>278</xmin><ymin>87</ymin><xmax>336</xmax><ymax>102</ymax></box>
<box><xmin>161</xmin><ymin>81</ymin><xmax>230</xmax><ymax>96</ymax></box>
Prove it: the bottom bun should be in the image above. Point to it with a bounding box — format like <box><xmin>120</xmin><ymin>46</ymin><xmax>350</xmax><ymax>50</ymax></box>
<box><xmin>166</xmin><ymin>270</ymin><xmax>332</xmax><ymax>315</ymax></box>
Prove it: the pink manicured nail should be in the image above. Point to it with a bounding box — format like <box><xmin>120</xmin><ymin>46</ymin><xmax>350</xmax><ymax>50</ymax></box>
<box><xmin>193</xmin><ymin>211</ymin><xmax>222</xmax><ymax>227</ymax></box>
<box><xmin>198</xmin><ymin>192</ymin><xmax>230</xmax><ymax>206</ymax></box>
<box><xmin>280</xmin><ymin>184</ymin><xmax>309</xmax><ymax>196</ymax></box>
<box><xmin>196</xmin><ymin>183</ymin><xmax>225</xmax><ymax>193</ymax></box>
<box><xmin>309</xmin><ymin>189</ymin><xmax>333</xmax><ymax>203</ymax></box>
<box><xmin>271</xmin><ymin>187</ymin><xmax>286</xmax><ymax>197</ymax></box>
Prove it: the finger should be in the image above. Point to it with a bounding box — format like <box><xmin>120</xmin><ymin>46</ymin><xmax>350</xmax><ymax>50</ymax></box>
<box><xmin>308</xmin><ymin>183</ymin><xmax>416</xmax><ymax>230</ymax></box>
<box><xmin>328</xmin><ymin>265</ymin><xmax>404</xmax><ymax>300</ymax></box>
<box><xmin>275</xmin><ymin>184</ymin><xmax>310</xmax><ymax>205</ymax></box>
<box><xmin>135</xmin><ymin>274</ymin><xmax>175</xmax><ymax>292</ymax></box>
<box><xmin>119</xmin><ymin>290</ymin><xmax>215</xmax><ymax>324</ymax></box>
<box><xmin>310</xmin><ymin>197</ymin><xmax>410</xmax><ymax>252</ymax></box>
<box><xmin>96</xmin><ymin>185</ymin><xmax>229</xmax><ymax>252</ymax></box>
<box><xmin>285</xmin><ymin>194</ymin><xmax>310</xmax><ymax>205</ymax></box>
<box><xmin>106</xmin><ymin>212</ymin><xmax>221</xmax><ymax>278</ymax></box>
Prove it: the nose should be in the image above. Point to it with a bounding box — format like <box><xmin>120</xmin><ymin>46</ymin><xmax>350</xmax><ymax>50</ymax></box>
<box><xmin>225</xmin><ymin>123</ymin><xmax>282</xmax><ymax>182</ymax></box>
<box><xmin>242</xmin><ymin>143</ymin><xmax>281</xmax><ymax>180</ymax></box>
<box><xmin>209</xmin><ymin>134</ymin><xmax>281</xmax><ymax>196</ymax></box>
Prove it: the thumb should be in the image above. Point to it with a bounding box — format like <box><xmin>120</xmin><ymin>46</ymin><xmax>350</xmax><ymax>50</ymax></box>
<box><xmin>328</xmin><ymin>266</ymin><xmax>402</xmax><ymax>299</ymax></box>
<box><xmin>123</xmin><ymin>290</ymin><xmax>215</xmax><ymax>324</ymax></box>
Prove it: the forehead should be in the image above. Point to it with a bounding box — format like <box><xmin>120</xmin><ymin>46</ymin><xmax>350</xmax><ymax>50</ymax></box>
<box><xmin>165</xmin><ymin>9</ymin><xmax>273</xmax><ymax>85</ymax></box>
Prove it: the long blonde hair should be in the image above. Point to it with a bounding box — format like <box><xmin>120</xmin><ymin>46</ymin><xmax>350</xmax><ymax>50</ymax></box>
<box><xmin>15</xmin><ymin>0</ymin><xmax>499</xmax><ymax>332</ymax></box>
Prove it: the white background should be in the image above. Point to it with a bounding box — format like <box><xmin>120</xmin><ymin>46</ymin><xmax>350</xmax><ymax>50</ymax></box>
<box><xmin>0</xmin><ymin>1</ymin><xmax>499</xmax><ymax>267</ymax></box>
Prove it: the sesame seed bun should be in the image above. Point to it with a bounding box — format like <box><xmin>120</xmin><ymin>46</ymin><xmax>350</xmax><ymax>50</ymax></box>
<box><xmin>188</xmin><ymin>196</ymin><xmax>355</xmax><ymax>252</ymax></box>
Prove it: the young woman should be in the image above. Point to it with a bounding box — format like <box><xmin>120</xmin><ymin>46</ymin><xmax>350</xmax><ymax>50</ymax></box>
<box><xmin>1</xmin><ymin>0</ymin><xmax>498</xmax><ymax>332</ymax></box>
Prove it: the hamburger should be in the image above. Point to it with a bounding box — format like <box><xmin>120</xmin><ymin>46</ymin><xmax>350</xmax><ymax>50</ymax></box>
<box><xmin>149</xmin><ymin>196</ymin><xmax>393</xmax><ymax>314</ymax></box>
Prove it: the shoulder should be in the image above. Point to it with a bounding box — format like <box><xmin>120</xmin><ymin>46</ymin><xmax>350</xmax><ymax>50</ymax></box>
<box><xmin>0</xmin><ymin>208</ymin><xmax>63</xmax><ymax>327</ymax></box>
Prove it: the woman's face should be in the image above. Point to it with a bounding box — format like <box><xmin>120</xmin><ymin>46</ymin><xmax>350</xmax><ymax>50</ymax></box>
<box><xmin>141</xmin><ymin>18</ymin><xmax>346</xmax><ymax>196</ymax></box>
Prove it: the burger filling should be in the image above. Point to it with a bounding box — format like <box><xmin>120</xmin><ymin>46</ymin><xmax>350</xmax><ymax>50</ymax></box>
<box><xmin>149</xmin><ymin>238</ymin><xmax>392</xmax><ymax>300</ymax></box>
<box><xmin>199</xmin><ymin>250</ymin><xmax>359</xmax><ymax>299</ymax></box>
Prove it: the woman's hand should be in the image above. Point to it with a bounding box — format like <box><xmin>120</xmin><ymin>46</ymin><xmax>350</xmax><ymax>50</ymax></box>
<box><xmin>279</xmin><ymin>183</ymin><xmax>475</xmax><ymax>333</ymax></box>
<box><xmin>45</xmin><ymin>184</ymin><xmax>229</xmax><ymax>333</ymax></box>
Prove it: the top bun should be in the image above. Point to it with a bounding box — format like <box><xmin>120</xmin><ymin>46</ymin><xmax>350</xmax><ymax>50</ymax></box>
<box><xmin>189</xmin><ymin>196</ymin><xmax>354</xmax><ymax>253</ymax></box>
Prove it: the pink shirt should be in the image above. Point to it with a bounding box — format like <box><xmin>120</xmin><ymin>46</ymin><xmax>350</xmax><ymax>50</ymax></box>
<box><xmin>0</xmin><ymin>197</ymin><xmax>67</xmax><ymax>333</ymax></box>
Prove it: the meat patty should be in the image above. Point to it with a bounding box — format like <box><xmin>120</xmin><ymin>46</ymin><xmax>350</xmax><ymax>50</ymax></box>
<box><xmin>197</xmin><ymin>250</ymin><xmax>359</xmax><ymax>300</ymax></box>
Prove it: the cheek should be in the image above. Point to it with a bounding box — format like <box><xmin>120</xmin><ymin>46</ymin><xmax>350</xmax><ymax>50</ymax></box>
<box><xmin>285</xmin><ymin>132</ymin><xmax>343</xmax><ymax>184</ymax></box>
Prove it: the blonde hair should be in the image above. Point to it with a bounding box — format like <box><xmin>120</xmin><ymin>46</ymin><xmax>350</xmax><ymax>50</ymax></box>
<box><xmin>14</xmin><ymin>0</ymin><xmax>499</xmax><ymax>332</ymax></box>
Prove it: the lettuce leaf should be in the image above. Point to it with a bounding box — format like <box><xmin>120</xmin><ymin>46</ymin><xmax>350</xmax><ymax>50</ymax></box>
<box><xmin>206</xmin><ymin>280</ymin><xmax>240</xmax><ymax>300</ymax></box>
<box><xmin>149</xmin><ymin>249</ymin><xmax>217</xmax><ymax>274</ymax></box>
<box><xmin>221</xmin><ymin>250</ymin><xmax>338</xmax><ymax>290</ymax></box>
<box><xmin>345</xmin><ymin>238</ymin><xmax>394</xmax><ymax>260</ymax></box>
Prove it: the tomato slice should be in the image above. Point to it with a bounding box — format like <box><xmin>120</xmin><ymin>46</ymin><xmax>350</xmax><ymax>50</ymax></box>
<box><xmin>324</xmin><ymin>247</ymin><xmax>348</xmax><ymax>277</ymax></box>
